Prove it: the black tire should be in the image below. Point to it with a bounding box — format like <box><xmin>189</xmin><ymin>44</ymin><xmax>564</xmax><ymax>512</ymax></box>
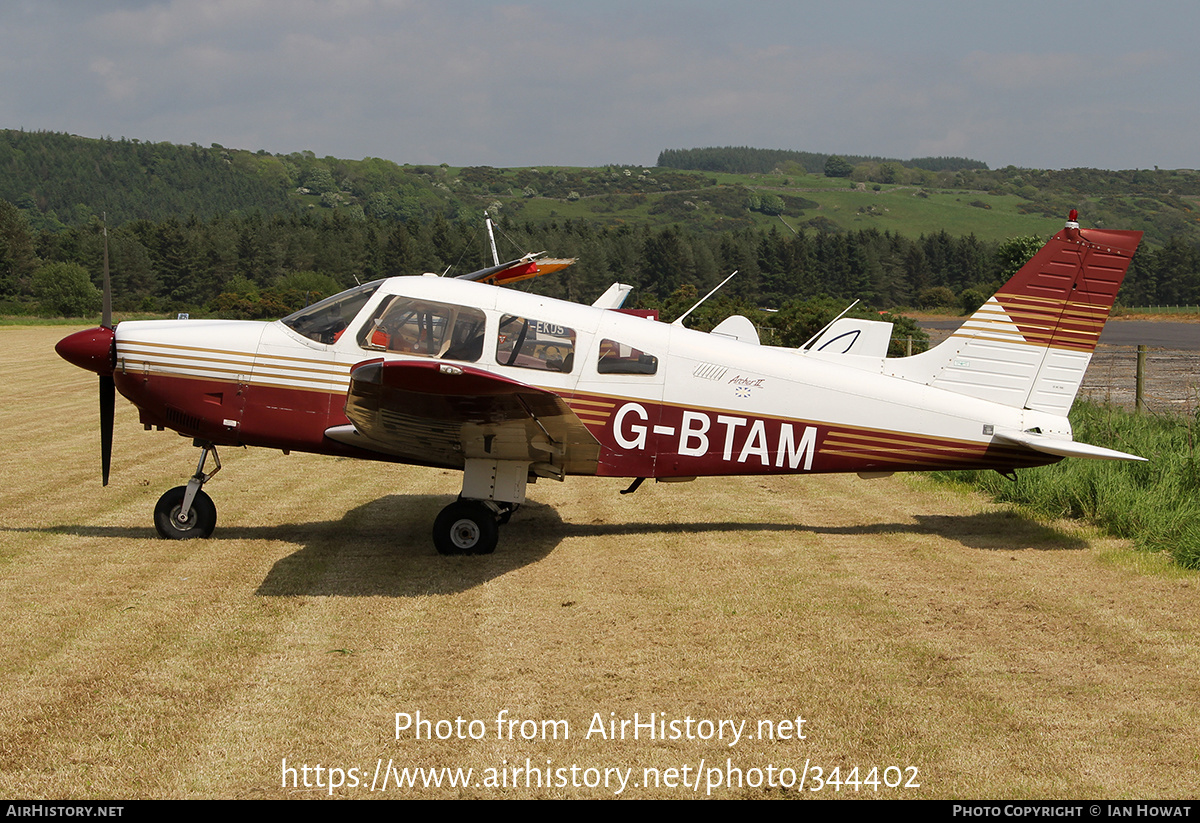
<box><xmin>154</xmin><ymin>486</ymin><xmax>217</xmax><ymax>540</ymax></box>
<box><xmin>433</xmin><ymin>500</ymin><xmax>499</xmax><ymax>555</ymax></box>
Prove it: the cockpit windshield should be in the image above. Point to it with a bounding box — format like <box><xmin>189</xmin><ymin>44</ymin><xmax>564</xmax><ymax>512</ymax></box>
<box><xmin>281</xmin><ymin>281</ymin><xmax>382</xmax><ymax>344</ymax></box>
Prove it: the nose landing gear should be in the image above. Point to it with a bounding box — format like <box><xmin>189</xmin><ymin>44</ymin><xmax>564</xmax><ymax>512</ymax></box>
<box><xmin>154</xmin><ymin>441</ymin><xmax>221</xmax><ymax>540</ymax></box>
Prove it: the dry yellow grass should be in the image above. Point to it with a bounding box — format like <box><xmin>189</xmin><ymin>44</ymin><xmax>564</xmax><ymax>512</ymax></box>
<box><xmin>2</xmin><ymin>325</ymin><xmax>1198</xmax><ymax>799</ymax></box>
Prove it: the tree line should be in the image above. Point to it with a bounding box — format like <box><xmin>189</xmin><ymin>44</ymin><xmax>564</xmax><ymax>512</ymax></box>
<box><xmin>6</xmin><ymin>201</ymin><xmax>1199</xmax><ymax>324</ymax></box>
<box><xmin>657</xmin><ymin>146</ymin><xmax>990</xmax><ymax>175</ymax></box>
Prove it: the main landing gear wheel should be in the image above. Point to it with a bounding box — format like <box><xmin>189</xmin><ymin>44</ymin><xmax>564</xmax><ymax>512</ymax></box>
<box><xmin>154</xmin><ymin>486</ymin><xmax>217</xmax><ymax>540</ymax></box>
<box><xmin>433</xmin><ymin>500</ymin><xmax>499</xmax><ymax>556</ymax></box>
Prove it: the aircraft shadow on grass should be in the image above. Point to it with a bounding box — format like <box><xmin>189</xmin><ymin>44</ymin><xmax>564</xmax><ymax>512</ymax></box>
<box><xmin>233</xmin><ymin>495</ymin><xmax>1089</xmax><ymax>597</ymax></box>
<box><xmin>5</xmin><ymin>494</ymin><xmax>1087</xmax><ymax>598</ymax></box>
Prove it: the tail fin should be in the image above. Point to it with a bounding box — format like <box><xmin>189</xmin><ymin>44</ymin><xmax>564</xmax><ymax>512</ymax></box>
<box><xmin>891</xmin><ymin>217</ymin><xmax>1142</xmax><ymax>414</ymax></box>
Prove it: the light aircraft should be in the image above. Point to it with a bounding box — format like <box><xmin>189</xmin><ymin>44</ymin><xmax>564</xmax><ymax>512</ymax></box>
<box><xmin>56</xmin><ymin>212</ymin><xmax>1145</xmax><ymax>555</ymax></box>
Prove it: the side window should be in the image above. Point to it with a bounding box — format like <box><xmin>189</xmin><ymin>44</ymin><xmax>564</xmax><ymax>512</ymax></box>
<box><xmin>496</xmin><ymin>315</ymin><xmax>576</xmax><ymax>373</ymax></box>
<box><xmin>358</xmin><ymin>296</ymin><xmax>487</xmax><ymax>362</ymax></box>
<box><xmin>597</xmin><ymin>339</ymin><xmax>658</xmax><ymax>375</ymax></box>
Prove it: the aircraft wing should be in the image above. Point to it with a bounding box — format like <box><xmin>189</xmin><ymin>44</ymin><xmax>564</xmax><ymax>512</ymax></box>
<box><xmin>457</xmin><ymin>254</ymin><xmax>577</xmax><ymax>286</ymax></box>
<box><xmin>327</xmin><ymin>359</ymin><xmax>600</xmax><ymax>475</ymax></box>
<box><xmin>993</xmin><ymin>429</ymin><xmax>1146</xmax><ymax>462</ymax></box>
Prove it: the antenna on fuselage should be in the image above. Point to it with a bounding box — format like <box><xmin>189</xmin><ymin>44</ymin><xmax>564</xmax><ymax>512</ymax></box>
<box><xmin>800</xmin><ymin>299</ymin><xmax>861</xmax><ymax>350</ymax></box>
<box><xmin>671</xmin><ymin>270</ymin><xmax>739</xmax><ymax>328</ymax></box>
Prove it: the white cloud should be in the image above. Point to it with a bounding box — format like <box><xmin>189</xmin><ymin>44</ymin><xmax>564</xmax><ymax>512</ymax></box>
<box><xmin>89</xmin><ymin>57</ymin><xmax>140</xmax><ymax>104</ymax></box>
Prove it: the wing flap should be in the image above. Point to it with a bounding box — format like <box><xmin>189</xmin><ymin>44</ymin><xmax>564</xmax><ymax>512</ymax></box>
<box><xmin>334</xmin><ymin>359</ymin><xmax>599</xmax><ymax>473</ymax></box>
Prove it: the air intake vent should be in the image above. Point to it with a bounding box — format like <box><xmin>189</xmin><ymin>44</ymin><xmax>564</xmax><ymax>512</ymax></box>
<box><xmin>163</xmin><ymin>405</ymin><xmax>204</xmax><ymax>434</ymax></box>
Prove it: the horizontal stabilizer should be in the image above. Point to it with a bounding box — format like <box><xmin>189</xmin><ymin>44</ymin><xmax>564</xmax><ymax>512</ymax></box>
<box><xmin>592</xmin><ymin>283</ymin><xmax>634</xmax><ymax>309</ymax></box>
<box><xmin>710</xmin><ymin>314</ymin><xmax>760</xmax><ymax>344</ymax></box>
<box><xmin>993</xmin><ymin>430</ymin><xmax>1146</xmax><ymax>462</ymax></box>
<box><xmin>807</xmin><ymin>317</ymin><xmax>893</xmax><ymax>357</ymax></box>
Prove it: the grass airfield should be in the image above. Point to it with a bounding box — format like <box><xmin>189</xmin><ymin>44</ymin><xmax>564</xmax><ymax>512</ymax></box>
<box><xmin>2</xmin><ymin>325</ymin><xmax>1198</xmax><ymax>799</ymax></box>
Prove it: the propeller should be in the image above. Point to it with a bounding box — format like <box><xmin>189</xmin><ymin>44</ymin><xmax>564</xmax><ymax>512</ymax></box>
<box><xmin>54</xmin><ymin>213</ymin><xmax>118</xmax><ymax>483</ymax></box>
<box><xmin>100</xmin><ymin>216</ymin><xmax>114</xmax><ymax>485</ymax></box>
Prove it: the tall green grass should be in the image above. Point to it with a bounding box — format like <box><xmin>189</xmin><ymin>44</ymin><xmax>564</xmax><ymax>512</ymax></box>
<box><xmin>932</xmin><ymin>400</ymin><xmax>1200</xmax><ymax>568</ymax></box>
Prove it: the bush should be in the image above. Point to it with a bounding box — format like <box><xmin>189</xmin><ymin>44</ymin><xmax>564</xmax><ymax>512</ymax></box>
<box><xmin>824</xmin><ymin>156</ymin><xmax>853</xmax><ymax>178</ymax></box>
<box><xmin>31</xmin><ymin>262</ymin><xmax>101</xmax><ymax>318</ymax></box>
<box><xmin>960</xmin><ymin>287</ymin><xmax>988</xmax><ymax>314</ymax></box>
<box><xmin>0</xmin><ymin>299</ymin><xmax>34</xmax><ymax>316</ymax></box>
<box><xmin>917</xmin><ymin>286</ymin><xmax>957</xmax><ymax>309</ymax></box>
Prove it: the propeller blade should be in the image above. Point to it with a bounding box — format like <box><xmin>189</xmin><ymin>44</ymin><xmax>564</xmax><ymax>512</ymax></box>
<box><xmin>101</xmin><ymin>215</ymin><xmax>112</xmax><ymax>329</ymax></box>
<box><xmin>100</xmin><ymin>374</ymin><xmax>114</xmax><ymax>486</ymax></box>
<box><xmin>100</xmin><ymin>214</ymin><xmax>114</xmax><ymax>484</ymax></box>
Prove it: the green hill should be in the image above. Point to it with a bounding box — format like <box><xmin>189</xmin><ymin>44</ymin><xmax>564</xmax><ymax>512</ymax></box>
<box><xmin>4</xmin><ymin>130</ymin><xmax>1199</xmax><ymax>247</ymax></box>
<box><xmin>2</xmin><ymin>130</ymin><xmax>1199</xmax><ymax>319</ymax></box>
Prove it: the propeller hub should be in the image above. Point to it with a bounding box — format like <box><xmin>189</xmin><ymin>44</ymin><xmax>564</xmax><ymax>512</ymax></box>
<box><xmin>56</xmin><ymin>327</ymin><xmax>116</xmax><ymax>376</ymax></box>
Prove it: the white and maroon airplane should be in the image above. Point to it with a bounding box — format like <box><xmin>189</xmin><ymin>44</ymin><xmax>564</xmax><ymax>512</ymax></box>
<box><xmin>57</xmin><ymin>214</ymin><xmax>1144</xmax><ymax>554</ymax></box>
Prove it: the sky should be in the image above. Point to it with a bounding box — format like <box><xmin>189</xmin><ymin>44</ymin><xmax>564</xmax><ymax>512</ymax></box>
<box><xmin>1</xmin><ymin>0</ymin><xmax>1196</xmax><ymax>171</ymax></box>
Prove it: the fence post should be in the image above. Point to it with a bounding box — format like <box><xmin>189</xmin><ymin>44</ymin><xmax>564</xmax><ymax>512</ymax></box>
<box><xmin>906</xmin><ymin>335</ymin><xmax>912</xmax><ymax>357</ymax></box>
<box><xmin>1136</xmin><ymin>344</ymin><xmax>1146</xmax><ymax>413</ymax></box>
